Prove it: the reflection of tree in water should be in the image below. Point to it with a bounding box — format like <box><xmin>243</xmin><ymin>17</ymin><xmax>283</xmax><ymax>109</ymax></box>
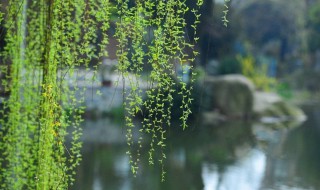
<box><xmin>73</xmin><ymin>114</ymin><xmax>320</xmax><ymax>190</ymax></box>
<box><xmin>260</xmin><ymin>105</ymin><xmax>320</xmax><ymax>189</ymax></box>
<box><xmin>158</xmin><ymin>121</ymin><xmax>256</xmax><ymax>190</ymax></box>
<box><xmin>73</xmin><ymin>120</ymin><xmax>256</xmax><ymax>190</ymax></box>
<box><xmin>74</xmin><ymin>144</ymin><xmax>128</xmax><ymax>190</ymax></box>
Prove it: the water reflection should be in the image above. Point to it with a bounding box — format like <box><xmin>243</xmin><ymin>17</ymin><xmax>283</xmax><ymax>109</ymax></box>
<box><xmin>202</xmin><ymin>149</ymin><xmax>266</xmax><ymax>190</ymax></box>
<box><xmin>73</xmin><ymin>106</ymin><xmax>320</xmax><ymax>190</ymax></box>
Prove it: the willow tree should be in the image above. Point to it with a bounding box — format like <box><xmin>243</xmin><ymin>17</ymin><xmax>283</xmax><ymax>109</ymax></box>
<box><xmin>0</xmin><ymin>0</ymin><xmax>203</xmax><ymax>189</ymax></box>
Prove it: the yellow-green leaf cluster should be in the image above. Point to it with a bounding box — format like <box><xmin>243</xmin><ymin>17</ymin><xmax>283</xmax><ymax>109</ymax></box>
<box><xmin>0</xmin><ymin>0</ymin><xmax>111</xmax><ymax>189</ymax></box>
<box><xmin>222</xmin><ymin>0</ymin><xmax>231</xmax><ymax>27</ymax></box>
<box><xmin>115</xmin><ymin>0</ymin><xmax>203</xmax><ymax>180</ymax></box>
<box><xmin>0</xmin><ymin>0</ymin><xmax>203</xmax><ymax>187</ymax></box>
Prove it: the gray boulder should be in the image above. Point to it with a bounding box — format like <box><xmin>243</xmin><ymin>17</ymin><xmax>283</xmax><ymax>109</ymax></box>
<box><xmin>254</xmin><ymin>92</ymin><xmax>306</xmax><ymax>126</ymax></box>
<box><xmin>201</xmin><ymin>74</ymin><xmax>255</xmax><ymax>119</ymax></box>
<box><xmin>199</xmin><ymin>75</ymin><xmax>306</xmax><ymax>126</ymax></box>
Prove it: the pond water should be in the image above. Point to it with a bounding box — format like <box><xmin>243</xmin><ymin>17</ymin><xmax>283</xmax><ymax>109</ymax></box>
<box><xmin>73</xmin><ymin>105</ymin><xmax>320</xmax><ymax>190</ymax></box>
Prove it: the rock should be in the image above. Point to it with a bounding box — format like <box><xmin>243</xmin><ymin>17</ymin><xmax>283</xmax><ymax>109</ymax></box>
<box><xmin>201</xmin><ymin>74</ymin><xmax>255</xmax><ymax>119</ymax></box>
<box><xmin>199</xmin><ymin>75</ymin><xmax>306</xmax><ymax>126</ymax></box>
<box><xmin>253</xmin><ymin>92</ymin><xmax>306</xmax><ymax>125</ymax></box>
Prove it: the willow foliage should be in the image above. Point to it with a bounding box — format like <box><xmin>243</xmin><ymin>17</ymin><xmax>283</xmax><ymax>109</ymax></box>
<box><xmin>0</xmin><ymin>0</ymin><xmax>202</xmax><ymax>189</ymax></box>
<box><xmin>115</xmin><ymin>0</ymin><xmax>203</xmax><ymax>180</ymax></box>
<box><xmin>222</xmin><ymin>0</ymin><xmax>231</xmax><ymax>27</ymax></box>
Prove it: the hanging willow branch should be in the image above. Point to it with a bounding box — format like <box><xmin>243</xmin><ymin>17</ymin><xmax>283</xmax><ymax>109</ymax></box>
<box><xmin>115</xmin><ymin>0</ymin><xmax>203</xmax><ymax>180</ymax></box>
<box><xmin>0</xmin><ymin>0</ymin><xmax>203</xmax><ymax>188</ymax></box>
<box><xmin>222</xmin><ymin>0</ymin><xmax>231</xmax><ymax>27</ymax></box>
<box><xmin>0</xmin><ymin>0</ymin><xmax>111</xmax><ymax>189</ymax></box>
